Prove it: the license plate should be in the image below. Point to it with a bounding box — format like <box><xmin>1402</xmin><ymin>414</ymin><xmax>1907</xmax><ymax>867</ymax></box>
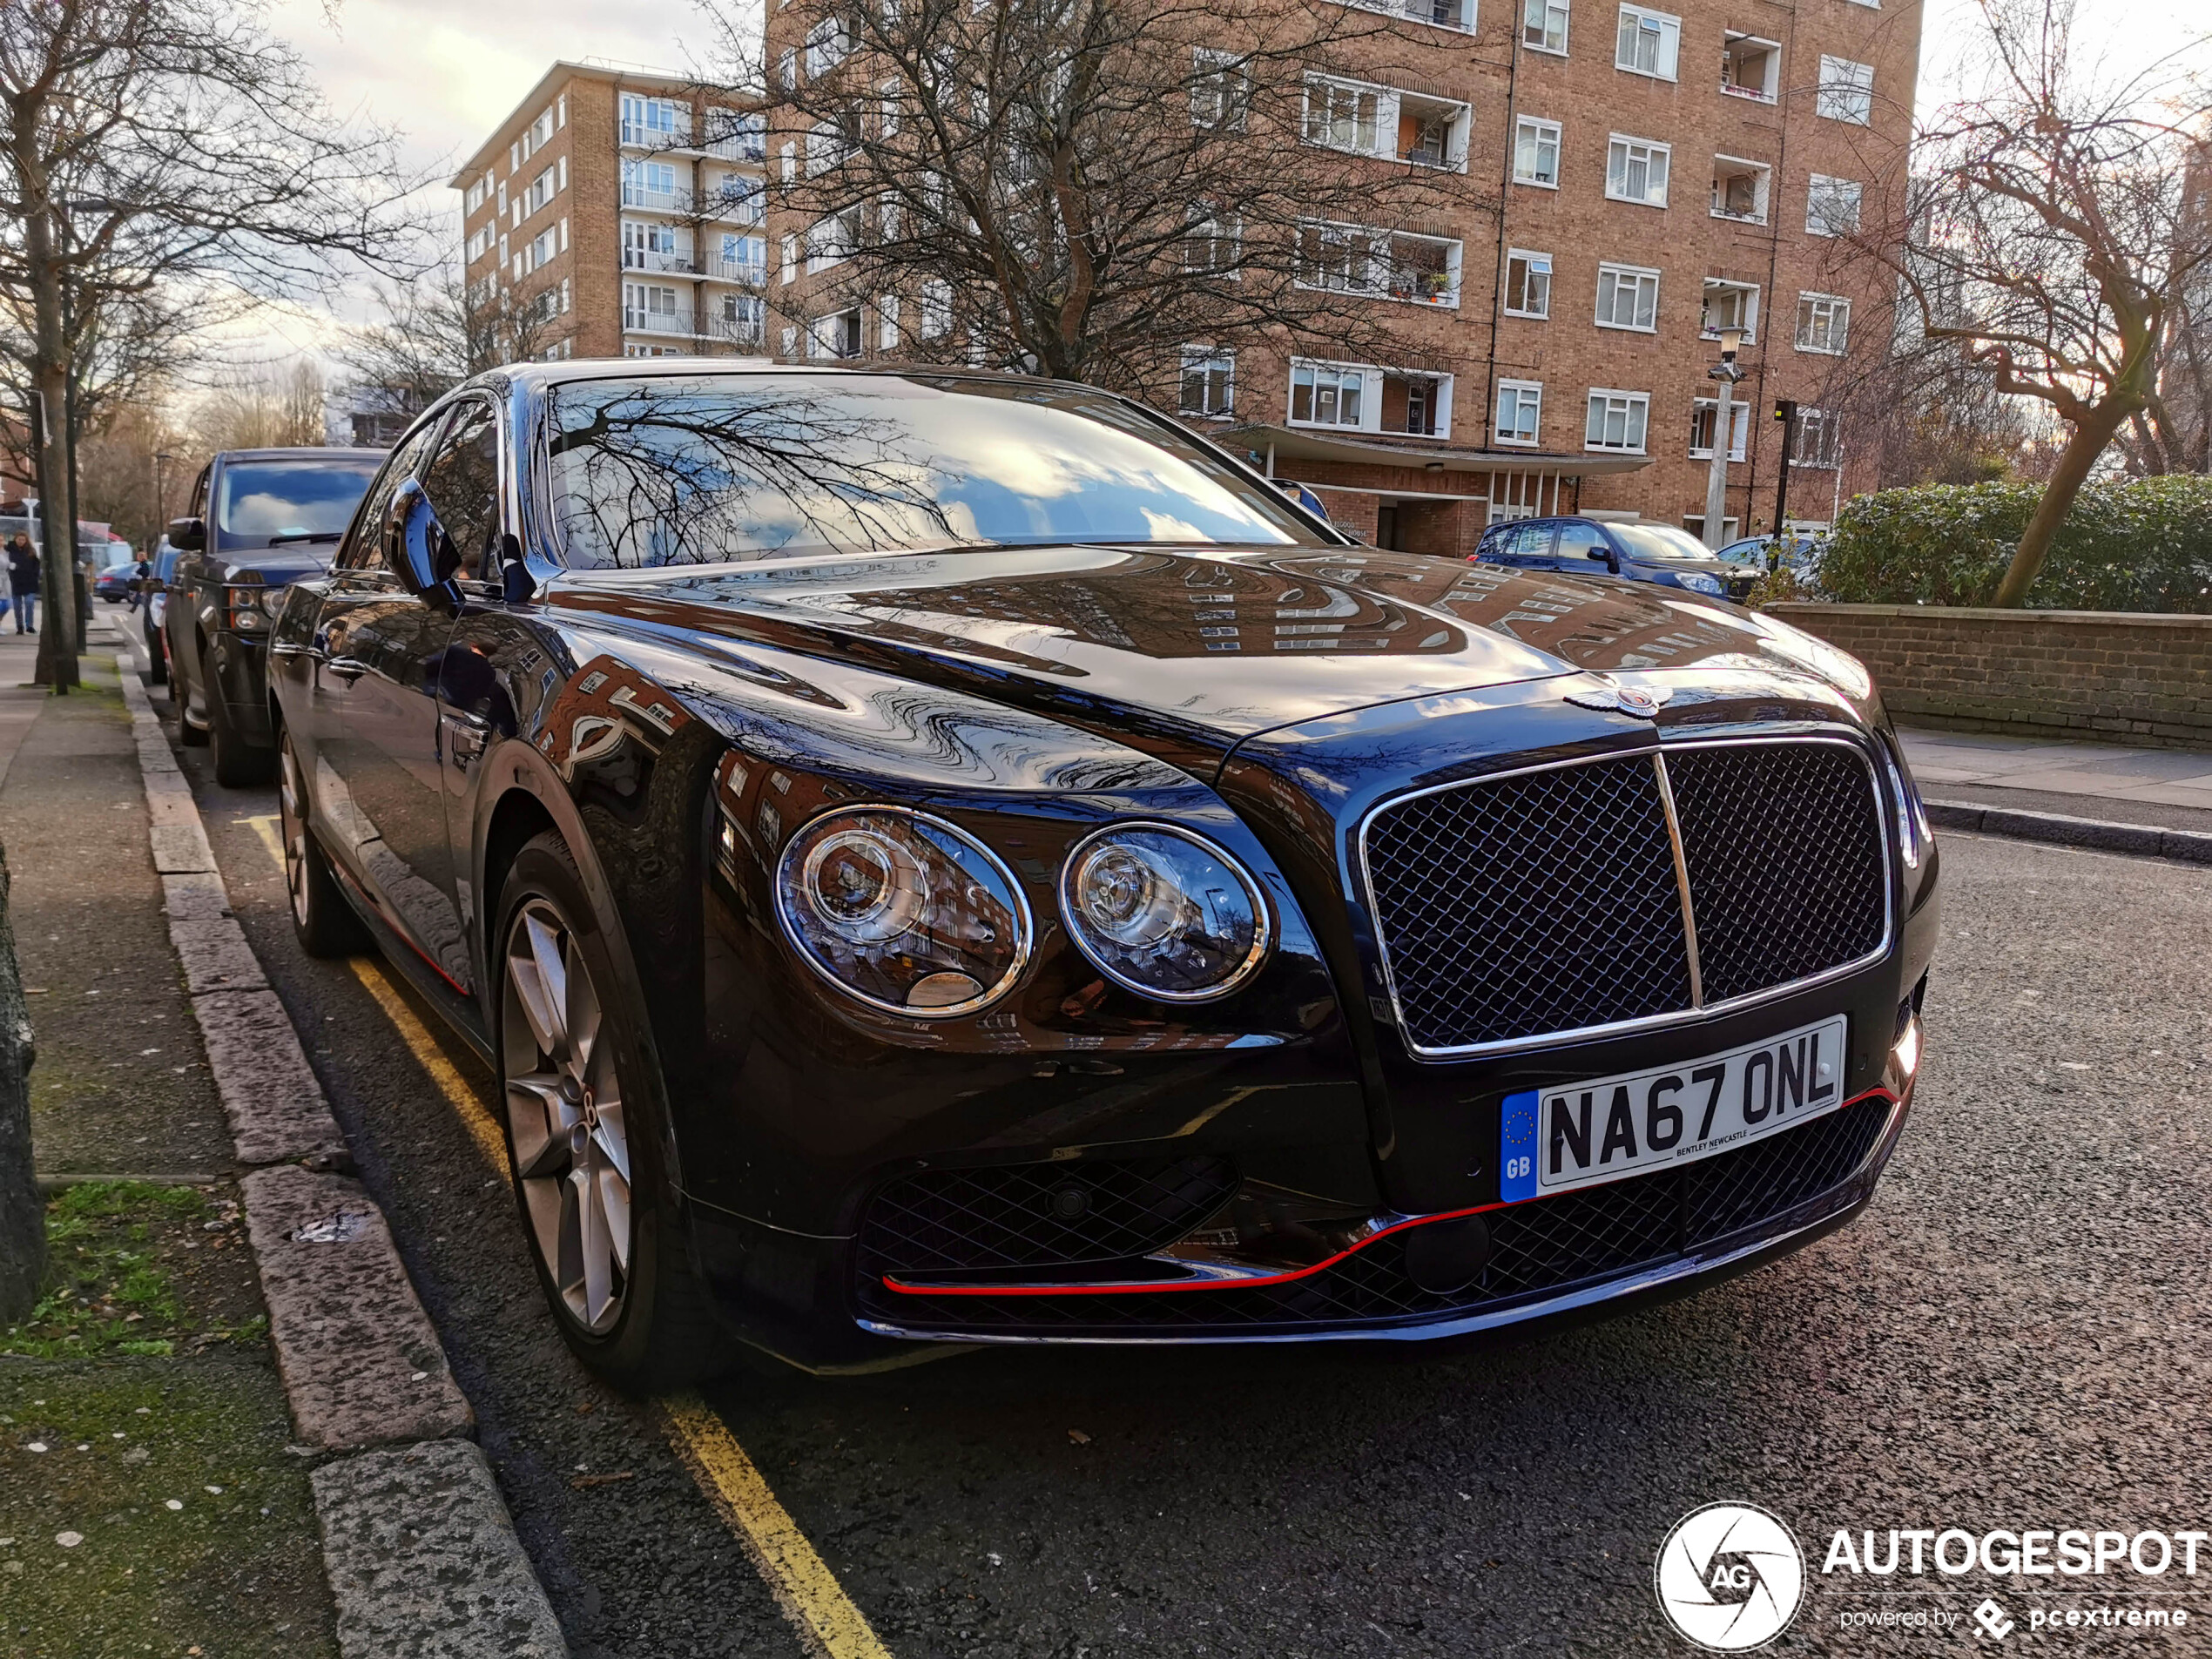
<box><xmin>1499</xmin><ymin>1015</ymin><xmax>1850</xmax><ymax>1203</ymax></box>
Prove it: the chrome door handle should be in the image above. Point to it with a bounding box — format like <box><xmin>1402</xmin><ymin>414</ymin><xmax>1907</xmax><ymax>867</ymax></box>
<box><xmin>324</xmin><ymin>657</ymin><xmax>370</xmax><ymax>682</ymax></box>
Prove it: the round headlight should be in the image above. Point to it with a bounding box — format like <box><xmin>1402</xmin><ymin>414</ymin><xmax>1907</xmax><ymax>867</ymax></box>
<box><xmin>1060</xmin><ymin>825</ymin><xmax>1271</xmax><ymax>1001</ymax></box>
<box><xmin>775</xmin><ymin>808</ymin><xmax>1031</xmax><ymax>1018</ymax></box>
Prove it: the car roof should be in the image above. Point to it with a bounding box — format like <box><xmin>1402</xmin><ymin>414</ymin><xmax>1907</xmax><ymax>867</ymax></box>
<box><xmin>213</xmin><ymin>447</ymin><xmax>385</xmax><ymax>462</ymax></box>
<box><xmin>495</xmin><ymin>357</ymin><xmax>1089</xmax><ymax>396</ymax></box>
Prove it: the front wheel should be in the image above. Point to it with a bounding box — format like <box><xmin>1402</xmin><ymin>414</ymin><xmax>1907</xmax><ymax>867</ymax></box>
<box><xmin>495</xmin><ymin>832</ymin><xmax>730</xmax><ymax>1391</ymax></box>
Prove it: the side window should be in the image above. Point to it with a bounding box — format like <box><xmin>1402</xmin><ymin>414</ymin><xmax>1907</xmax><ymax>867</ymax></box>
<box><xmin>1506</xmin><ymin>520</ymin><xmax>1558</xmax><ymax>561</ymax></box>
<box><xmin>188</xmin><ymin>468</ymin><xmax>210</xmax><ymax>518</ymax></box>
<box><xmin>1554</xmin><ymin>522</ymin><xmax>1612</xmax><ymax>563</ymax></box>
<box><xmin>417</xmin><ymin>401</ymin><xmax>502</xmax><ymax>580</ymax></box>
<box><xmin>340</xmin><ymin>421</ymin><xmax>445</xmax><ymax>573</ymax></box>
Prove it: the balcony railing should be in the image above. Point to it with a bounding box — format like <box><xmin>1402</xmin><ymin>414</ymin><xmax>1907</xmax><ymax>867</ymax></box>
<box><xmin>704</xmin><ymin>311</ymin><xmax>765</xmax><ymax>347</ymax></box>
<box><xmin>701</xmin><ymin>253</ymin><xmax>765</xmax><ymax>284</ymax></box>
<box><xmin>621</xmin><ymin>180</ymin><xmax>693</xmax><ymax>212</ymax></box>
<box><xmin>623</xmin><ymin>246</ymin><xmax>698</xmax><ymax>275</ymax></box>
<box><xmin>703</xmin><ymin>134</ymin><xmax>765</xmax><ymax>163</ymax></box>
<box><xmin>699</xmin><ymin>184</ymin><xmax>765</xmax><ymax>226</ymax></box>
<box><xmin>621</xmin><ymin>118</ymin><xmax>693</xmax><ymax>149</ymax></box>
<box><xmin>1345</xmin><ymin>0</ymin><xmax>1471</xmax><ymax>30</ymax></box>
<box><xmin>624</xmin><ymin>307</ymin><xmax>697</xmax><ymax>335</ymax></box>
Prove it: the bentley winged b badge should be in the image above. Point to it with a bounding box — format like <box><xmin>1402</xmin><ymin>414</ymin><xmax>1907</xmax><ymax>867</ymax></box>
<box><xmin>1563</xmin><ymin>678</ymin><xmax>1672</xmax><ymax>718</ymax></box>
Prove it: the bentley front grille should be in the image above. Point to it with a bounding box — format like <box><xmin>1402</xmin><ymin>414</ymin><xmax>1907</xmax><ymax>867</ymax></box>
<box><xmin>1359</xmin><ymin>737</ymin><xmax>1889</xmax><ymax>1056</ymax></box>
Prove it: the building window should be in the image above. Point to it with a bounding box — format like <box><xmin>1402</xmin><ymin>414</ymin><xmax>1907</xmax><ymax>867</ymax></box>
<box><xmin>622</xmin><ymin>219</ymin><xmax>685</xmax><ymax>272</ymax></box>
<box><xmin>1523</xmin><ymin>0</ymin><xmax>1568</xmax><ymax>53</ymax></box>
<box><xmin>1304</xmin><ymin>76</ymin><xmax>1386</xmax><ymax>155</ymax></box>
<box><xmin>779</xmin><ymin>234</ymin><xmax>797</xmax><ymax>285</ymax></box>
<box><xmin>1180</xmin><ymin>349</ymin><xmax>1236</xmax><ymax>418</ymax></box>
<box><xmin>1689</xmin><ymin>397</ymin><xmax>1750</xmax><ymax>460</ymax></box>
<box><xmin>1514</xmin><ymin>117</ymin><xmax>1561</xmax><ymax>186</ymax></box>
<box><xmin>806</xmin><ymin>17</ymin><xmax>852</xmax><ymax>77</ymax></box>
<box><xmin>1806</xmin><ymin>174</ymin><xmax>1864</xmax><ymax>237</ymax></box>
<box><xmin>879</xmin><ymin>293</ymin><xmax>900</xmax><ymax>350</ymax></box>
<box><xmin>1721</xmin><ymin>33</ymin><xmax>1780</xmax><ymax>101</ymax></box>
<box><xmin>920</xmin><ymin>278</ymin><xmax>952</xmax><ymax>340</ymax></box>
<box><xmin>1585</xmin><ymin>389</ymin><xmax>1649</xmax><ymax>452</ymax></box>
<box><xmin>623</xmin><ymin>282</ymin><xmax>685</xmax><ymax>334</ymax></box>
<box><xmin>715</xmin><ymin>233</ymin><xmax>766</xmax><ymax>282</ymax></box>
<box><xmin>621</xmin><ymin>159</ymin><xmax>684</xmax><ymax>210</ymax></box>
<box><xmin>1794</xmin><ymin>407</ymin><xmax>1842</xmax><ymax>467</ymax></box>
<box><xmin>619</xmin><ymin>94</ymin><xmax>685</xmax><ymax>149</ymax></box>
<box><xmin>806</xmin><ymin>207</ymin><xmax>860</xmax><ymax>274</ymax></box>
<box><xmin>1605</xmin><ymin>136</ymin><xmax>1670</xmax><ymax>206</ymax></box>
<box><xmin>1595</xmin><ymin>263</ymin><xmax>1661</xmax><ymax>331</ymax></box>
<box><xmin>1289</xmin><ymin>361</ymin><xmax>1371</xmax><ymax>429</ymax></box>
<box><xmin>1817</xmin><ymin>57</ymin><xmax>1874</xmax><ymax>124</ymax></box>
<box><xmin>1504</xmin><ymin>249</ymin><xmax>1552</xmax><ymax>317</ymax></box>
<box><xmin>1495</xmin><ymin>380</ymin><xmax>1542</xmax><ymax>445</ymax></box>
<box><xmin>1397</xmin><ymin>374</ymin><xmax>1452</xmax><ymax>437</ymax></box>
<box><xmin>1190</xmin><ymin>49</ymin><xmax>1250</xmax><ymax>131</ymax></box>
<box><xmin>1796</xmin><ymin>293</ymin><xmax>1851</xmax><ymax>354</ymax></box>
<box><xmin>1700</xmin><ymin>278</ymin><xmax>1758</xmax><ymax>341</ymax></box>
<box><xmin>1615</xmin><ymin>5</ymin><xmax>1680</xmax><ymax>79</ymax></box>
<box><xmin>1711</xmin><ymin>155</ymin><xmax>1771</xmax><ymax>223</ymax></box>
<box><xmin>1186</xmin><ymin>209</ymin><xmax>1242</xmax><ymax>275</ymax></box>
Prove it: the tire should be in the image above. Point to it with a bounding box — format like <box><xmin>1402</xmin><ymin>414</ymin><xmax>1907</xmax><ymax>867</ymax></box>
<box><xmin>278</xmin><ymin>733</ymin><xmax>369</xmax><ymax>958</ymax></box>
<box><xmin>146</xmin><ymin>626</ymin><xmax>167</xmax><ymax>685</ymax></box>
<box><xmin>494</xmin><ymin>831</ymin><xmax>731</xmax><ymax>1392</ymax></box>
<box><xmin>204</xmin><ymin>644</ymin><xmax>274</xmax><ymax>786</ymax></box>
<box><xmin>177</xmin><ymin>644</ymin><xmax>210</xmax><ymax>744</ymax></box>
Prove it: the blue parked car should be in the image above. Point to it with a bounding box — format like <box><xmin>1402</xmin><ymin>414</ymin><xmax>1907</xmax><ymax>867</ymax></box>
<box><xmin>1473</xmin><ymin>516</ymin><xmax>1764</xmax><ymax>602</ymax></box>
<box><xmin>1719</xmin><ymin>530</ymin><xmax>1829</xmax><ymax>588</ymax></box>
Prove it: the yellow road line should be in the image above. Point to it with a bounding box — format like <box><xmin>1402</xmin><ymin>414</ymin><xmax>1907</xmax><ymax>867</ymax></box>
<box><xmin>664</xmin><ymin>1396</ymin><xmax>894</xmax><ymax>1659</ymax></box>
<box><xmin>347</xmin><ymin>957</ymin><xmax>510</xmax><ymax>1176</ymax></box>
<box><xmin>343</xmin><ymin>960</ymin><xmax>890</xmax><ymax>1657</ymax></box>
<box><xmin>235</xmin><ymin>813</ymin><xmax>285</xmax><ymax>868</ymax></box>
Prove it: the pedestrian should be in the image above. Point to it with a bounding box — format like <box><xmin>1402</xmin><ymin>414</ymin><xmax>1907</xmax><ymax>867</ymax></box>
<box><xmin>4</xmin><ymin>535</ymin><xmax>36</xmax><ymax>635</ymax></box>
<box><xmin>128</xmin><ymin>551</ymin><xmax>151</xmax><ymax>611</ymax></box>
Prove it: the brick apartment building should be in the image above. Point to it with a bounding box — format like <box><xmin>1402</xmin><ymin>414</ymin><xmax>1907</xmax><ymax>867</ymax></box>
<box><xmin>756</xmin><ymin>0</ymin><xmax>1920</xmax><ymax>549</ymax></box>
<box><xmin>451</xmin><ymin>62</ymin><xmax>771</xmax><ymax>361</ymax></box>
<box><xmin>462</xmin><ymin>0</ymin><xmax>1916</xmax><ymax>547</ymax></box>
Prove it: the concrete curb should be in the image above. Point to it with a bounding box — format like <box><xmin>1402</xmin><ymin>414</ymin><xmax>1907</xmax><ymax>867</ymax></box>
<box><xmin>314</xmin><ymin>1441</ymin><xmax>569</xmax><ymax>1659</ymax></box>
<box><xmin>111</xmin><ymin>653</ymin><xmax>572</xmax><ymax>1658</ymax></box>
<box><xmin>1926</xmin><ymin>798</ymin><xmax>2212</xmax><ymax>865</ymax></box>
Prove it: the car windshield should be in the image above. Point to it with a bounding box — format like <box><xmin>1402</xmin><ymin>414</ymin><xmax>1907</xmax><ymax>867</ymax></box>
<box><xmin>215</xmin><ymin>460</ymin><xmax>380</xmax><ymax>539</ymax></box>
<box><xmin>1612</xmin><ymin>524</ymin><xmax>1724</xmax><ymax>563</ymax></box>
<box><xmin>547</xmin><ymin>373</ymin><xmax>1332</xmax><ymax>568</ymax></box>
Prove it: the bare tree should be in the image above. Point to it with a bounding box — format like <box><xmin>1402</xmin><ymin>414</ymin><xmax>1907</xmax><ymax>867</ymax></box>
<box><xmin>0</xmin><ymin>0</ymin><xmax>426</xmax><ymax>688</ymax></box>
<box><xmin>710</xmin><ymin>0</ymin><xmax>1480</xmax><ymax>401</ymax></box>
<box><xmin>182</xmin><ymin>356</ymin><xmax>327</xmax><ymax>454</ymax></box>
<box><xmin>1844</xmin><ymin>0</ymin><xmax>2212</xmax><ymax>605</ymax></box>
<box><xmin>339</xmin><ymin>260</ymin><xmax>564</xmax><ymax>421</ymax></box>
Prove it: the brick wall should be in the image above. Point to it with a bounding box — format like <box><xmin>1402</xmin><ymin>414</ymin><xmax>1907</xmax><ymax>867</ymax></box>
<box><xmin>1766</xmin><ymin>604</ymin><xmax>2212</xmax><ymax>750</ymax></box>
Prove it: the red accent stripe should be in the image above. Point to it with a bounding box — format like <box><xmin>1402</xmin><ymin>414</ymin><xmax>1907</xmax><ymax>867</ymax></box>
<box><xmin>881</xmin><ymin>1085</ymin><xmax>1901</xmax><ymax>1299</ymax></box>
<box><xmin>332</xmin><ymin>861</ymin><xmax>473</xmax><ymax>997</ymax></box>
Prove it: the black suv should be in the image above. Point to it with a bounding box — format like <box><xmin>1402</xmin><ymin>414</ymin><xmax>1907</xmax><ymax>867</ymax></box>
<box><xmin>165</xmin><ymin>448</ymin><xmax>383</xmax><ymax>784</ymax></box>
<box><xmin>1473</xmin><ymin>516</ymin><xmax>1764</xmax><ymax>602</ymax></box>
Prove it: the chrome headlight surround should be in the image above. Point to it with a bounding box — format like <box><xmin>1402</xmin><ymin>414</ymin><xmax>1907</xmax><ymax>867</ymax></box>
<box><xmin>1057</xmin><ymin>822</ymin><xmax>1272</xmax><ymax>1003</ymax></box>
<box><xmin>772</xmin><ymin>805</ymin><xmax>1034</xmax><ymax>1020</ymax></box>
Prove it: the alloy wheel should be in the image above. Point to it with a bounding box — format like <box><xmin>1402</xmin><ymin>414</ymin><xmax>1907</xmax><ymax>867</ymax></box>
<box><xmin>502</xmin><ymin>899</ymin><xmax>632</xmax><ymax>1334</ymax></box>
<box><xmin>278</xmin><ymin>745</ymin><xmax>311</xmax><ymax>928</ymax></box>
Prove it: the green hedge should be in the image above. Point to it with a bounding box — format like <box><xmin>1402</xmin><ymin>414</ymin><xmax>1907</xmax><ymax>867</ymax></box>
<box><xmin>1818</xmin><ymin>475</ymin><xmax>2212</xmax><ymax>613</ymax></box>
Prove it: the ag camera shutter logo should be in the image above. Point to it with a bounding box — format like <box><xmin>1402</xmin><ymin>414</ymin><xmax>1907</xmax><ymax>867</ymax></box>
<box><xmin>1655</xmin><ymin>1502</ymin><xmax>1806</xmax><ymax>1651</ymax></box>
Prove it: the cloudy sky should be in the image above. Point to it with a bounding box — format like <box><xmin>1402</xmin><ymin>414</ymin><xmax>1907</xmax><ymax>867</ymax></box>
<box><xmin>252</xmin><ymin>0</ymin><xmax>2201</xmax><ymax>354</ymax></box>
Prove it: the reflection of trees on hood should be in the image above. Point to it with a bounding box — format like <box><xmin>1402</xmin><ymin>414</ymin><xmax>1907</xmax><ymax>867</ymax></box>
<box><xmin>550</xmin><ymin>381</ymin><xmax>961</xmax><ymax>567</ymax></box>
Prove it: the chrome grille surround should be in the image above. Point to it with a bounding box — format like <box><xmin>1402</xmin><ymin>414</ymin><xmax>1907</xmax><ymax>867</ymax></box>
<box><xmin>1356</xmin><ymin>733</ymin><xmax>1893</xmax><ymax>1060</ymax></box>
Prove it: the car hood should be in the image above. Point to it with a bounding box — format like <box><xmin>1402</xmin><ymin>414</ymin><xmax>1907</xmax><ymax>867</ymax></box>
<box><xmin>216</xmin><ymin>547</ymin><xmax>335</xmax><ymax>587</ymax></box>
<box><xmin>548</xmin><ymin>544</ymin><xmax>1866</xmax><ymax>770</ymax></box>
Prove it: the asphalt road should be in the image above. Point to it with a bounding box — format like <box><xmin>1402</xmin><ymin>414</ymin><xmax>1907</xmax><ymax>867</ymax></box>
<box><xmin>162</xmin><ymin>684</ymin><xmax>2212</xmax><ymax>1657</ymax></box>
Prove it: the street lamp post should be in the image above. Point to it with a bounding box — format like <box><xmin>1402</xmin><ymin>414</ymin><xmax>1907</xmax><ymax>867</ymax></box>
<box><xmin>1701</xmin><ymin>326</ymin><xmax>1745</xmax><ymax>550</ymax></box>
<box><xmin>154</xmin><ymin>452</ymin><xmax>172</xmax><ymax>541</ymax></box>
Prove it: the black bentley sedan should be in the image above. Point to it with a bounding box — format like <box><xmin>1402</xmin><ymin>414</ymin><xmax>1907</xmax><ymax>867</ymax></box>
<box><xmin>267</xmin><ymin>362</ymin><xmax>1939</xmax><ymax>1387</ymax></box>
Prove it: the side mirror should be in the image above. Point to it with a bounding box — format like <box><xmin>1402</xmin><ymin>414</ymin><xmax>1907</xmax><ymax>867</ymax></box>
<box><xmin>383</xmin><ymin>480</ymin><xmax>461</xmax><ymax>605</ymax></box>
<box><xmin>1584</xmin><ymin>547</ymin><xmax>1613</xmax><ymax>564</ymax></box>
<box><xmin>168</xmin><ymin>516</ymin><xmax>205</xmax><ymax>553</ymax></box>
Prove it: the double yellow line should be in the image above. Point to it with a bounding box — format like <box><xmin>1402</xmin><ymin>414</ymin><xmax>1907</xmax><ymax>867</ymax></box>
<box><xmin>236</xmin><ymin>818</ymin><xmax>889</xmax><ymax>1659</ymax></box>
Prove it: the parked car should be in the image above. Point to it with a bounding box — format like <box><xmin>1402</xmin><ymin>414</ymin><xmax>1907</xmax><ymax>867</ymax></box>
<box><xmin>269</xmin><ymin>362</ymin><xmax>1940</xmax><ymax>1390</ymax></box>
<box><xmin>1474</xmin><ymin>516</ymin><xmax>1766</xmax><ymax>602</ymax></box>
<box><xmin>165</xmin><ymin>447</ymin><xmax>383</xmax><ymax>785</ymax></box>
<box><xmin>95</xmin><ymin>562</ymin><xmax>138</xmax><ymax>604</ymax></box>
<box><xmin>1718</xmin><ymin>530</ymin><xmax>1830</xmax><ymax>586</ymax></box>
<box><xmin>144</xmin><ymin>539</ymin><xmax>180</xmax><ymax>684</ymax></box>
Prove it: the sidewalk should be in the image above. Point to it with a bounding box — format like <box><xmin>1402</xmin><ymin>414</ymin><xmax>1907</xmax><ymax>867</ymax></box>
<box><xmin>0</xmin><ymin>624</ymin><xmax>339</xmax><ymax>1656</ymax></box>
<box><xmin>1898</xmin><ymin>724</ymin><xmax>2212</xmax><ymax>837</ymax></box>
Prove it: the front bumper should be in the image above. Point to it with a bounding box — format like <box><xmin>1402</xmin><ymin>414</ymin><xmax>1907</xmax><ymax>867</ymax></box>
<box><xmin>206</xmin><ymin>632</ymin><xmax>275</xmax><ymax>745</ymax></box>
